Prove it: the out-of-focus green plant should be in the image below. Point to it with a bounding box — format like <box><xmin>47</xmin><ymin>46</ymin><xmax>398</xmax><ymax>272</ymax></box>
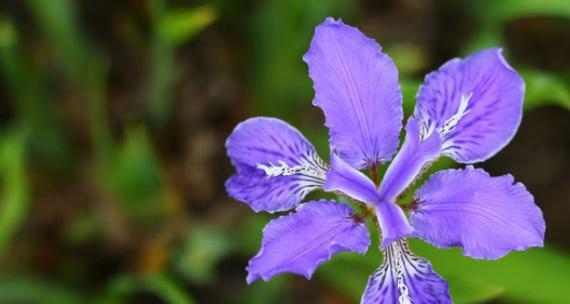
<box><xmin>25</xmin><ymin>0</ymin><xmax>167</xmax><ymax>223</ymax></box>
<box><xmin>156</xmin><ymin>5</ymin><xmax>217</xmax><ymax>47</ymax></box>
<box><xmin>0</xmin><ymin>129</ymin><xmax>29</xmax><ymax>255</ymax></box>
<box><xmin>26</xmin><ymin>0</ymin><xmax>89</xmax><ymax>81</ymax></box>
<box><xmin>521</xmin><ymin>69</ymin><xmax>570</xmax><ymax>110</ymax></box>
<box><xmin>176</xmin><ymin>226</ymin><xmax>233</xmax><ymax>284</ymax></box>
<box><xmin>102</xmin><ymin>127</ymin><xmax>164</xmax><ymax>221</ymax></box>
<box><xmin>148</xmin><ymin>1</ymin><xmax>217</xmax><ymax>127</ymax></box>
<box><xmin>0</xmin><ymin>275</ymin><xmax>82</xmax><ymax>304</ymax></box>
<box><xmin>102</xmin><ymin>273</ymin><xmax>196</xmax><ymax>304</ymax></box>
<box><xmin>0</xmin><ymin>19</ymin><xmax>72</xmax><ymax>168</ymax></box>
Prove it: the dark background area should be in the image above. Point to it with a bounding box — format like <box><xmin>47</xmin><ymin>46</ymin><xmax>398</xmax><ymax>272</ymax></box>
<box><xmin>0</xmin><ymin>0</ymin><xmax>568</xmax><ymax>303</ymax></box>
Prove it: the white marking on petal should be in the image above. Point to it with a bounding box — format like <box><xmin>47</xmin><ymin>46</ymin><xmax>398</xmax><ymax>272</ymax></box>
<box><xmin>419</xmin><ymin>92</ymin><xmax>472</xmax><ymax>141</ymax></box>
<box><xmin>256</xmin><ymin>152</ymin><xmax>328</xmax><ymax>181</ymax></box>
<box><xmin>440</xmin><ymin>92</ymin><xmax>472</xmax><ymax>137</ymax></box>
<box><xmin>393</xmin><ymin>242</ymin><xmax>413</xmax><ymax>304</ymax></box>
<box><xmin>361</xmin><ymin>239</ymin><xmax>451</xmax><ymax>304</ymax></box>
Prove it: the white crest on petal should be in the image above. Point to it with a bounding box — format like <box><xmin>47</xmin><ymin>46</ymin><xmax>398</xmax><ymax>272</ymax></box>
<box><xmin>393</xmin><ymin>242</ymin><xmax>413</xmax><ymax>304</ymax></box>
<box><xmin>256</xmin><ymin>152</ymin><xmax>328</xmax><ymax>181</ymax></box>
<box><xmin>440</xmin><ymin>92</ymin><xmax>472</xmax><ymax>137</ymax></box>
<box><xmin>419</xmin><ymin>92</ymin><xmax>472</xmax><ymax>141</ymax></box>
<box><xmin>361</xmin><ymin>238</ymin><xmax>451</xmax><ymax>304</ymax></box>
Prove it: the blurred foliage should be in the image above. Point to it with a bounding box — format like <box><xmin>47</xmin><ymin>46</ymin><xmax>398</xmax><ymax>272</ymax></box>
<box><xmin>0</xmin><ymin>129</ymin><xmax>28</xmax><ymax>254</ymax></box>
<box><xmin>101</xmin><ymin>127</ymin><xmax>164</xmax><ymax>221</ymax></box>
<box><xmin>102</xmin><ymin>273</ymin><xmax>197</xmax><ymax>304</ymax></box>
<box><xmin>0</xmin><ymin>0</ymin><xmax>568</xmax><ymax>303</ymax></box>
<box><xmin>149</xmin><ymin>1</ymin><xmax>217</xmax><ymax>127</ymax></box>
<box><xmin>175</xmin><ymin>226</ymin><xmax>233</xmax><ymax>284</ymax></box>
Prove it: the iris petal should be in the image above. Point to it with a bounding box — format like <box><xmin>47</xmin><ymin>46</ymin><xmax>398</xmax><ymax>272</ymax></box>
<box><xmin>246</xmin><ymin>200</ymin><xmax>370</xmax><ymax>284</ymax></box>
<box><xmin>379</xmin><ymin>118</ymin><xmax>442</xmax><ymax>202</ymax></box>
<box><xmin>411</xmin><ymin>166</ymin><xmax>545</xmax><ymax>259</ymax></box>
<box><xmin>414</xmin><ymin>48</ymin><xmax>524</xmax><ymax>163</ymax></box>
<box><xmin>226</xmin><ymin>117</ymin><xmax>327</xmax><ymax>213</ymax></box>
<box><xmin>361</xmin><ymin>239</ymin><xmax>451</xmax><ymax>304</ymax></box>
<box><xmin>304</xmin><ymin>17</ymin><xmax>403</xmax><ymax>169</ymax></box>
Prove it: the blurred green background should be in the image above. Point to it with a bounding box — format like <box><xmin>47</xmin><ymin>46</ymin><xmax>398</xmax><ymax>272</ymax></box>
<box><xmin>0</xmin><ymin>0</ymin><xmax>569</xmax><ymax>303</ymax></box>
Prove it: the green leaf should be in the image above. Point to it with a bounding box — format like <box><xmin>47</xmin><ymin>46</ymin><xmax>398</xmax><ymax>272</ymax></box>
<box><xmin>0</xmin><ymin>19</ymin><xmax>72</xmax><ymax>168</ymax></box>
<box><xmin>106</xmin><ymin>273</ymin><xmax>196</xmax><ymax>304</ymax></box>
<box><xmin>158</xmin><ymin>6</ymin><xmax>217</xmax><ymax>46</ymax></box>
<box><xmin>176</xmin><ymin>226</ymin><xmax>233</xmax><ymax>284</ymax></box>
<box><xmin>234</xmin><ymin>275</ymin><xmax>289</xmax><ymax>304</ymax></box>
<box><xmin>0</xmin><ymin>275</ymin><xmax>83</xmax><ymax>304</ymax></box>
<box><xmin>411</xmin><ymin>240</ymin><xmax>570</xmax><ymax>303</ymax></box>
<box><xmin>521</xmin><ymin>69</ymin><xmax>570</xmax><ymax>110</ymax></box>
<box><xmin>0</xmin><ymin>129</ymin><xmax>29</xmax><ymax>254</ymax></box>
<box><xmin>447</xmin><ymin>276</ymin><xmax>504</xmax><ymax>303</ymax></box>
<box><xmin>147</xmin><ymin>3</ymin><xmax>216</xmax><ymax>126</ymax></box>
<box><xmin>26</xmin><ymin>0</ymin><xmax>89</xmax><ymax>79</ymax></box>
<box><xmin>101</xmin><ymin>127</ymin><xmax>163</xmax><ymax>221</ymax></box>
<box><xmin>384</xmin><ymin>44</ymin><xmax>429</xmax><ymax>77</ymax></box>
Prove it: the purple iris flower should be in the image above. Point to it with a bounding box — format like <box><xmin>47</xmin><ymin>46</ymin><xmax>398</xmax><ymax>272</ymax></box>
<box><xmin>225</xmin><ymin>17</ymin><xmax>545</xmax><ymax>303</ymax></box>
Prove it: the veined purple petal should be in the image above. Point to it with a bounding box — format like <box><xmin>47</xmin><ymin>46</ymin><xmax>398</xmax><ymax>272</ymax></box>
<box><xmin>376</xmin><ymin>202</ymin><xmax>414</xmax><ymax>248</ymax></box>
<box><xmin>304</xmin><ymin>17</ymin><xmax>403</xmax><ymax>169</ymax></box>
<box><xmin>379</xmin><ymin>118</ymin><xmax>442</xmax><ymax>202</ymax></box>
<box><xmin>226</xmin><ymin>117</ymin><xmax>327</xmax><ymax>213</ymax></box>
<box><xmin>414</xmin><ymin>48</ymin><xmax>524</xmax><ymax>163</ymax></box>
<box><xmin>411</xmin><ymin>166</ymin><xmax>545</xmax><ymax>260</ymax></box>
<box><xmin>361</xmin><ymin>239</ymin><xmax>451</xmax><ymax>304</ymax></box>
<box><xmin>246</xmin><ymin>200</ymin><xmax>370</xmax><ymax>284</ymax></box>
<box><xmin>324</xmin><ymin>153</ymin><xmax>379</xmax><ymax>204</ymax></box>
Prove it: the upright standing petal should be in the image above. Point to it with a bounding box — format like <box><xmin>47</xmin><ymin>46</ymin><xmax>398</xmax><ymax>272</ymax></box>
<box><xmin>361</xmin><ymin>239</ymin><xmax>451</xmax><ymax>304</ymax></box>
<box><xmin>304</xmin><ymin>17</ymin><xmax>403</xmax><ymax>169</ymax></box>
<box><xmin>379</xmin><ymin>118</ymin><xmax>441</xmax><ymax>201</ymax></box>
<box><xmin>414</xmin><ymin>48</ymin><xmax>524</xmax><ymax>163</ymax></box>
<box><xmin>411</xmin><ymin>166</ymin><xmax>545</xmax><ymax>260</ymax></box>
<box><xmin>226</xmin><ymin>117</ymin><xmax>327</xmax><ymax>213</ymax></box>
<box><xmin>246</xmin><ymin>200</ymin><xmax>370</xmax><ymax>284</ymax></box>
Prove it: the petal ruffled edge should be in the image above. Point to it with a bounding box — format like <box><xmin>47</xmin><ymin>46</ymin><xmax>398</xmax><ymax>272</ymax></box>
<box><xmin>361</xmin><ymin>239</ymin><xmax>451</xmax><ymax>304</ymax></box>
<box><xmin>414</xmin><ymin>48</ymin><xmax>524</xmax><ymax>164</ymax></box>
<box><xmin>246</xmin><ymin>200</ymin><xmax>370</xmax><ymax>283</ymax></box>
<box><xmin>225</xmin><ymin>117</ymin><xmax>328</xmax><ymax>213</ymax></box>
<box><xmin>304</xmin><ymin>17</ymin><xmax>403</xmax><ymax>169</ymax></box>
<box><xmin>411</xmin><ymin>166</ymin><xmax>545</xmax><ymax>259</ymax></box>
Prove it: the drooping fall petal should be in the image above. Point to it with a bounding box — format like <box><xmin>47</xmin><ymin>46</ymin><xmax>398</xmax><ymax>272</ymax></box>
<box><xmin>361</xmin><ymin>239</ymin><xmax>451</xmax><ymax>304</ymax></box>
<box><xmin>411</xmin><ymin>166</ymin><xmax>545</xmax><ymax>259</ymax></box>
<box><xmin>247</xmin><ymin>200</ymin><xmax>370</xmax><ymax>283</ymax></box>
<box><xmin>414</xmin><ymin>48</ymin><xmax>524</xmax><ymax>163</ymax></box>
<box><xmin>226</xmin><ymin>117</ymin><xmax>327</xmax><ymax>213</ymax></box>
